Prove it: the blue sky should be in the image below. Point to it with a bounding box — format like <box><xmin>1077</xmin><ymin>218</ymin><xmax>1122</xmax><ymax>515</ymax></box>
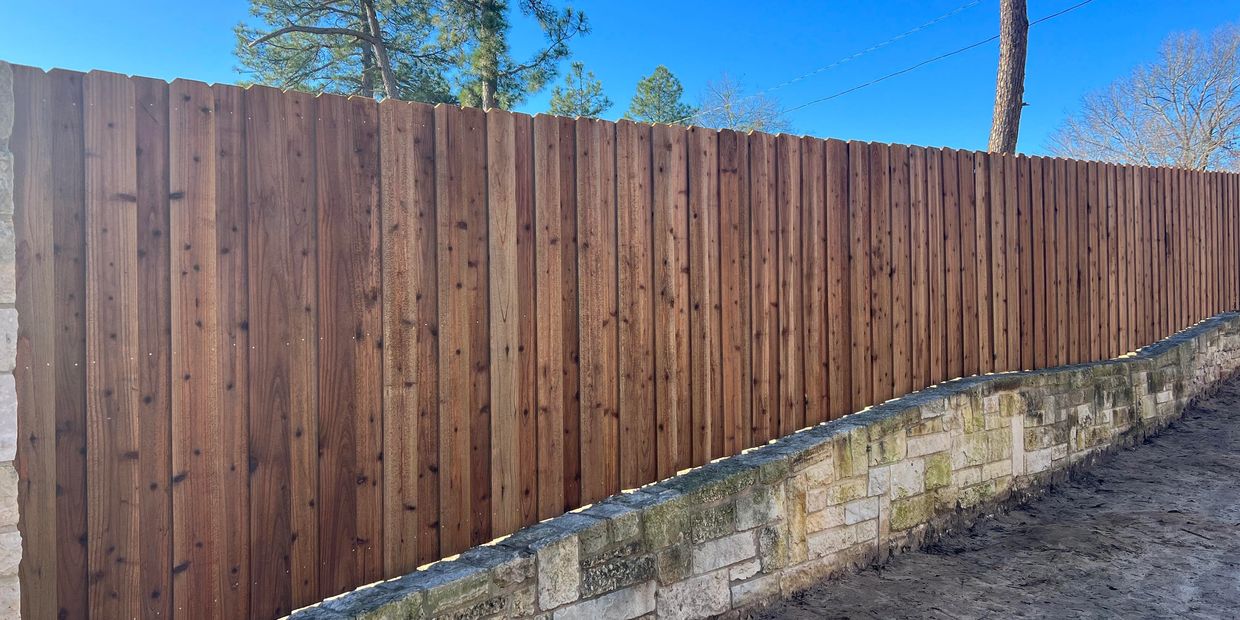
<box><xmin>1</xmin><ymin>0</ymin><xmax>1234</xmax><ymax>153</ymax></box>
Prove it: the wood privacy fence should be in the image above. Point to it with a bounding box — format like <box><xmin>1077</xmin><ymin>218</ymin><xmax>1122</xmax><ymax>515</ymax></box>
<box><xmin>10</xmin><ymin>63</ymin><xmax>1240</xmax><ymax>619</ymax></box>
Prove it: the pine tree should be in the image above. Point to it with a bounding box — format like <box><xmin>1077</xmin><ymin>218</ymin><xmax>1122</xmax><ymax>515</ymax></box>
<box><xmin>625</xmin><ymin>65</ymin><xmax>695</xmax><ymax>125</ymax></box>
<box><xmin>439</xmin><ymin>0</ymin><xmax>589</xmax><ymax>110</ymax></box>
<box><xmin>547</xmin><ymin>61</ymin><xmax>612</xmax><ymax>118</ymax></box>
<box><xmin>236</xmin><ymin>0</ymin><xmax>455</xmax><ymax>102</ymax></box>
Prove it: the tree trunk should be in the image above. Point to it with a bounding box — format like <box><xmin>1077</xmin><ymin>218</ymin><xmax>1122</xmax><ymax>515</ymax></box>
<box><xmin>360</xmin><ymin>43</ymin><xmax>376</xmax><ymax>97</ymax></box>
<box><xmin>988</xmin><ymin>0</ymin><xmax>1029</xmax><ymax>153</ymax></box>
<box><xmin>362</xmin><ymin>0</ymin><xmax>401</xmax><ymax>100</ymax></box>
<box><xmin>481</xmin><ymin>79</ymin><xmax>498</xmax><ymax>110</ymax></box>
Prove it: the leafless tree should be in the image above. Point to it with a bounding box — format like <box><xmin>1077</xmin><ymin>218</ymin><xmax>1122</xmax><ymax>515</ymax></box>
<box><xmin>1050</xmin><ymin>26</ymin><xmax>1240</xmax><ymax>171</ymax></box>
<box><xmin>988</xmin><ymin>0</ymin><xmax>1028</xmax><ymax>153</ymax></box>
<box><xmin>694</xmin><ymin>74</ymin><xmax>791</xmax><ymax>134</ymax></box>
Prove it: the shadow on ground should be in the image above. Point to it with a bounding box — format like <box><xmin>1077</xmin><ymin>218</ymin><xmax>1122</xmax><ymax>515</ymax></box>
<box><xmin>757</xmin><ymin>377</ymin><xmax>1240</xmax><ymax>619</ymax></box>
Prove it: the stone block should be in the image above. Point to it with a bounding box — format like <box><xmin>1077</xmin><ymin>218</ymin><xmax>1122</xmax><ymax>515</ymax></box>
<box><xmin>824</xmin><ymin>477</ymin><xmax>867</xmax><ymax>506</ymax></box>
<box><xmin>954</xmin><ymin>464</ymin><xmax>982</xmax><ymax>487</ymax></box>
<box><xmin>691</xmin><ymin>530</ymin><xmax>756</xmax><ymax>574</ymax></box>
<box><xmin>0</xmin><ymin>462</ymin><xmax>14</xmax><ymax>528</ymax></box>
<box><xmin>418</xmin><ymin>562</ymin><xmax>492</xmax><ymax>616</ymax></box>
<box><xmin>889</xmin><ymin>494</ymin><xmax>933</xmax><ymax>531</ymax></box>
<box><xmin>0</xmin><ymin>375</ymin><xmax>13</xmax><ymax>462</ymax></box>
<box><xmin>459</xmin><ymin>544</ymin><xmax>534</xmax><ymax>588</ymax></box>
<box><xmin>804</xmin><ymin>505</ymin><xmax>843</xmax><ymax>533</ymax></box>
<box><xmin>729</xmin><ymin>559</ymin><xmax>760</xmax><ymax>582</ymax></box>
<box><xmin>831</xmin><ymin>426</ymin><xmax>869</xmax><ymax>479</ymax></box>
<box><xmin>0</xmin><ymin>309</ymin><xmax>10</xmax><ymax>375</ymax></box>
<box><xmin>655</xmin><ymin>543</ymin><xmax>690</xmax><ymax>585</ymax></box>
<box><xmin>730</xmin><ymin>573</ymin><xmax>780</xmax><ymax>608</ymax></box>
<box><xmin>581</xmin><ymin>554</ymin><xmax>654</xmax><ymax>599</ymax></box>
<box><xmin>805</xmin><ymin>487</ymin><xmax>828</xmax><ymax>513</ymax></box>
<box><xmin>867</xmin><ymin>430</ymin><xmax>907</xmax><ymax>466</ymax></box>
<box><xmin>0</xmin><ymin>217</ymin><xmax>12</xmax><ymax>305</ymax></box>
<box><xmin>641</xmin><ymin>496</ymin><xmax>689</xmax><ymax>549</ymax></box>
<box><xmin>923</xmin><ymin>452</ymin><xmax>951</xmax><ymax>491</ymax></box>
<box><xmin>843</xmin><ymin>497</ymin><xmax>878</xmax><ymax>525</ymax></box>
<box><xmin>806</xmin><ymin>525</ymin><xmax>853</xmax><ymax>557</ymax></box>
<box><xmin>986</xmin><ymin>427</ymin><xmax>1012</xmax><ymax>461</ymax></box>
<box><xmin>795</xmin><ymin>457</ymin><xmax>833</xmax><ymax>486</ymax></box>
<box><xmin>735</xmin><ymin>483</ymin><xmax>782</xmax><ymax>531</ymax></box>
<box><xmin>538</xmin><ymin>534</ymin><xmax>580</xmax><ymax>609</ymax></box>
<box><xmin>553</xmin><ymin>580</ymin><xmax>655</xmax><ymax>620</ymax></box>
<box><xmin>951</xmin><ymin>431</ymin><xmax>988</xmax><ymax>469</ymax></box>
<box><xmin>889</xmin><ymin>459</ymin><xmax>925</xmax><ymax>499</ymax></box>
<box><xmin>0</xmin><ymin>152</ymin><xmax>10</xmax><ymax>216</ymax></box>
<box><xmin>867</xmin><ymin>466</ymin><xmax>890</xmax><ymax>496</ymax></box>
<box><xmin>906</xmin><ymin>431</ymin><xmax>950</xmax><ymax>457</ymax></box>
<box><xmin>756</xmin><ymin>524</ymin><xmax>787</xmax><ymax>572</ymax></box>
<box><xmin>0</xmin><ymin>62</ymin><xmax>11</xmax><ymax>144</ymax></box>
<box><xmin>688</xmin><ymin>501</ymin><xmax>736</xmax><ymax>543</ymax></box>
<box><xmin>656</xmin><ymin>571</ymin><xmax>730</xmax><ymax>620</ymax></box>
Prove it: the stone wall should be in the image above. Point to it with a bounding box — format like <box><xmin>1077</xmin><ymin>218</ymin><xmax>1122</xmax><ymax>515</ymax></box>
<box><xmin>288</xmin><ymin>312</ymin><xmax>1240</xmax><ymax>620</ymax></box>
<box><xmin>0</xmin><ymin>61</ymin><xmax>20</xmax><ymax>617</ymax></box>
<box><xmin>289</xmin><ymin>312</ymin><xmax>1240</xmax><ymax>620</ymax></box>
<box><xmin>290</xmin><ymin>312</ymin><xmax>1240</xmax><ymax>620</ymax></box>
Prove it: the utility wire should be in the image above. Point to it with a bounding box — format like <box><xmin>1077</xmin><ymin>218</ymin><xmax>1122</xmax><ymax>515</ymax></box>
<box><xmin>670</xmin><ymin>0</ymin><xmax>988</xmax><ymax>124</ymax></box>
<box><xmin>782</xmin><ymin>0</ymin><xmax>1097</xmax><ymax>115</ymax></box>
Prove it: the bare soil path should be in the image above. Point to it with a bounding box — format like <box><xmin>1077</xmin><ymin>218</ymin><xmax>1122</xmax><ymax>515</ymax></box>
<box><xmin>758</xmin><ymin>376</ymin><xmax>1240</xmax><ymax>619</ymax></box>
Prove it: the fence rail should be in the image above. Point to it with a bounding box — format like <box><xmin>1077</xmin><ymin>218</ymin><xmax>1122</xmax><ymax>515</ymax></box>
<box><xmin>11</xmin><ymin>64</ymin><xmax>1240</xmax><ymax>619</ymax></box>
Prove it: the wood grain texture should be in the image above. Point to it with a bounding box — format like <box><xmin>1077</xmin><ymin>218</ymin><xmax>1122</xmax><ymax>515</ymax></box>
<box><xmin>926</xmin><ymin>149</ymin><xmax>946</xmax><ymax>385</ymax></box>
<box><xmin>170</xmin><ymin>77</ymin><xmax>222</xmax><ymax>618</ymax></box>
<box><xmin>653</xmin><ymin>124</ymin><xmax>690</xmax><ymax>475</ymax></box>
<box><xmin>750</xmin><ymin>133</ymin><xmax>779</xmax><ymax>443</ymax></box>
<box><xmin>825</xmin><ymin>140</ymin><xmax>852</xmax><ymax>418</ymax></box>
<box><xmin>941</xmin><ymin>149</ymin><xmax>963</xmax><ymax>380</ymax></box>
<box><xmin>1017</xmin><ymin>156</ymin><xmax>1034</xmax><ymax>371</ymax></box>
<box><xmin>958</xmin><ymin>150</ymin><xmax>978</xmax><ymax>377</ymax></box>
<box><xmin>488</xmin><ymin>108</ymin><xmax>521</xmax><ymax>533</ymax></box>
<box><xmin>801</xmin><ymin>138</ymin><xmax>828</xmax><ymax>424</ymax></box>
<box><xmin>973</xmin><ymin>153</ymin><xmax>993</xmax><ymax>374</ymax></box>
<box><xmin>718</xmin><ymin>130</ymin><xmax>753</xmax><ymax>448</ymax></box>
<box><xmin>1032</xmin><ymin>158</ymin><xmax>1048</xmax><ymax>369</ymax></box>
<box><xmin>576</xmin><ymin>117</ymin><xmax>619</xmax><ymax>500</ymax></box>
<box><xmin>869</xmin><ymin>143</ymin><xmax>892</xmax><ymax>402</ymax></box>
<box><xmin>617</xmin><ymin>120</ymin><xmax>656</xmax><ymax>484</ymax></box>
<box><xmin>12</xmin><ymin>65</ymin><xmax>70</xmax><ymax>620</ymax></box>
<box><xmin>379</xmin><ymin>100</ymin><xmax>440</xmax><ymax>574</ymax></box>
<box><xmin>211</xmin><ymin>82</ymin><xmax>251</xmax><ymax>618</ymax></box>
<box><xmin>988</xmin><ymin>153</ymin><xmax>1008</xmax><ymax>371</ymax></box>
<box><xmin>557</xmin><ymin>116</ymin><xmax>581</xmax><ymax>512</ymax></box>
<box><xmin>909</xmin><ymin>147</ymin><xmax>929</xmax><ymax>389</ymax></box>
<box><xmin>533</xmin><ymin>115</ymin><xmax>565</xmax><ymax>517</ymax></box>
<box><xmin>776</xmin><ymin>134</ymin><xmax>803</xmax><ymax>434</ymax></box>
<box><xmin>890</xmin><ymin>144</ymin><xmax>911</xmax><ymax>396</ymax></box>
<box><xmin>1003</xmin><ymin>154</ymin><xmax>1020</xmax><ymax>371</ymax></box>
<box><xmin>689</xmin><ymin>127</ymin><xmax>721</xmax><ymax>461</ymax></box>
<box><xmin>83</xmin><ymin>70</ymin><xmax>142</xmax><ymax>619</ymax></box>
<box><xmin>436</xmin><ymin>104</ymin><xmax>490</xmax><ymax>555</ymax></box>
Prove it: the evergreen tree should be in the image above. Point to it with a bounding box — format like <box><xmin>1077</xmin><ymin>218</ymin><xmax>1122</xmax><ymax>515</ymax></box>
<box><xmin>625</xmin><ymin>65</ymin><xmax>695</xmax><ymax>125</ymax></box>
<box><xmin>236</xmin><ymin>0</ymin><xmax>455</xmax><ymax>102</ymax></box>
<box><xmin>440</xmin><ymin>0</ymin><xmax>589</xmax><ymax>110</ymax></box>
<box><xmin>547</xmin><ymin>61</ymin><xmax>612</xmax><ymax>118</ymax></box>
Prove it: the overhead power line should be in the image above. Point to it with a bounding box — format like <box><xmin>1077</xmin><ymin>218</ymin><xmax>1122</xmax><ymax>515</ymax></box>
<box><xmin>671</xmin><ymin>0</ymin><xmax>988</xmax><ymax>124</ymax></box>
<box><xmin>782</xmin><ymin>0</ymin><xmax>1097</xmax><ymax>115</ymax></box>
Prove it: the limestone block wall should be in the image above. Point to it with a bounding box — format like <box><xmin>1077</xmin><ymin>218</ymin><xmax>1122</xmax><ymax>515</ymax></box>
<box><xmin>0</xmin><ymin>61</ymin><xmax>20</xmax><ymax>617</ymax></box>
<box><xmin>288</xmin><ymin>311</ymin><xmax>1240</xmax><ymax>620</ymax></box>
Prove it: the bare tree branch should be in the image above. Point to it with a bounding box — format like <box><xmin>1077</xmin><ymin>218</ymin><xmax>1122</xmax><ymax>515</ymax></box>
<box><xmin>1051</xmin><ymin>25</ymin><xmax>1240</xmax><ymax>171</ymax></box>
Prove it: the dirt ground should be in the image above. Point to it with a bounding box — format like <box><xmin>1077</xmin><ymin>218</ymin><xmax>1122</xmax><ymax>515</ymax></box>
<box><xmin>758</xmin><ymin>377</ymin><xmax>1240</xmax><ymax>620</ymax></box>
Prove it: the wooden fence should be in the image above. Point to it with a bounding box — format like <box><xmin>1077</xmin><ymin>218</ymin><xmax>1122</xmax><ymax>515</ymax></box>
<box><xmin>10</xmin><ymin>64</ymin><xmax>1240</xmax><ymax>619</ymax></box>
